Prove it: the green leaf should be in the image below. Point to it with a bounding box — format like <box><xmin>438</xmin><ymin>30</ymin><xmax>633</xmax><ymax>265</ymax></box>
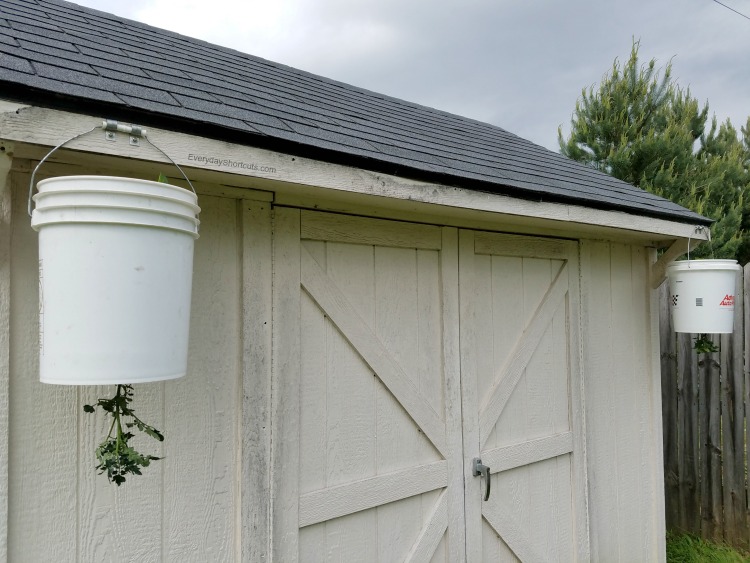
<box><xmin>83</xmin><ymin>404</ymin><xmax>95</xmax><ymax>413</ymax></box>
<box><xmin>157</xmin><ymin>173</ymin><xmax>169</xmax><ymax>184</ymax></box>
<box><xmin>694</xmin><ymin>334</ymin><xmax>719</xmax><ymax>354</ymax></box>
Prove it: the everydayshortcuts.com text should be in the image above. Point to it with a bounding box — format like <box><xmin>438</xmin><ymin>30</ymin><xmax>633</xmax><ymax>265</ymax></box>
<box><xmin>188</xmin><ymin>154</ymin><xmax>277</xmax><ymax>173</ymax></box>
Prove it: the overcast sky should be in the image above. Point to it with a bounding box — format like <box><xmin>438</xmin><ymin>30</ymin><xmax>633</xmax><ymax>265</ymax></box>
<box><xmin>69</xmin><ymin>0</ymin><xmax>750</xmax><ymax>151</ymax></box>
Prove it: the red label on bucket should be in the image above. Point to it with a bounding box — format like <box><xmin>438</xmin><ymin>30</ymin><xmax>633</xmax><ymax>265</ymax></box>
<box><xmin>720</xmin><ymin>294</ymin><xmax>735</xmax><ymax>306</ymax></box>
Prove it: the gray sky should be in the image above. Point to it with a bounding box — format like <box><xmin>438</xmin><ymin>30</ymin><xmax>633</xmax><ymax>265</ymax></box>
<box><xmin>70</xmin><ymin>0</ymin><xmax>749</xmax><ymax>151</ymax></box>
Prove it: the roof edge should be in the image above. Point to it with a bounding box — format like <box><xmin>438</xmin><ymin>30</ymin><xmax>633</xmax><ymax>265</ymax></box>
<box><xmin>0</xmin><ymin>84</ymin><xmax>713</xmax><ymax>228</ymax></box>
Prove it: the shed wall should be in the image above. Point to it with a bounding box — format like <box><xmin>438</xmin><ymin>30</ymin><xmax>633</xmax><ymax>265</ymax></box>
<box><xmin>1</xmin><ymin>162</ymin><xmax>666</xmax><ymax>561</ymax></box>
<box><xmin>7</xmin><ymin>167</ymin><xmax>243</xmax><ymax>562</ymax></box>
<box><xmin>581</xmin><ymin>241</ymin><xmax>666</xmax><ymax>561</ymax></box>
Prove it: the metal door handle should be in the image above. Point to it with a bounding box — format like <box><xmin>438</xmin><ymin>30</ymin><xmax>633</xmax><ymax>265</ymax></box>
<box><xmin>472</xmin><ymin>458</ymin><xmax>491</xmax><ymax>501</ymax></box>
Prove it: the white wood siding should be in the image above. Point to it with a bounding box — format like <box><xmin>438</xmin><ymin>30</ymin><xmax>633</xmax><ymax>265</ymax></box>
<box><xmin>7</xmin><ymin>168</ymin><xmax>243</xmax><ymax>562</ymax></box>
<box><xmin>580</xmin><ymin>240</ymin><xmax>666</xmax><ymax>562</ymax></box>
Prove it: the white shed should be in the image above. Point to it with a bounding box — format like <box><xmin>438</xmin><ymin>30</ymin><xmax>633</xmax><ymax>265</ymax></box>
<box><xmin>0</xmin><ymin>1</ymin><xmax>710</xmax><ymax>561</ymax></box>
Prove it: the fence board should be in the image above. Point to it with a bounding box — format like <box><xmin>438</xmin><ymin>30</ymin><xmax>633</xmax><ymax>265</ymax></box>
<box><xmin>697</xmin><ymin>337</ymin><xmax>710</xmax><ymax>538</ymax></box>
<box><xmin>708</xmin><ymin>337</ymin><xmax>722</xmax><ymax>541</ymax></box>
<box><xmin>733</xmin><ymin>270</ymin><xmax>747</xmax><ymax>548</ymax></box>
<box><xmin>744</xmin><ymin>266</ymin><xmax>750</xmax><ymax>547</ymax></box>
<box><xmin>720</xmin><ymin>331</ymin><xmax>737</xmax><ymax>543</ymax></box>
<box><xmin>660</xmin><ymin>283</ymin><xmax>680</xmax><ymax>530</ymax></box>
<box><xmin>661</xmin><ymin>264</ymin><xmax>749</xmax><ymax>549</ymax></box>
<box><xmin>675</xmin><ymin>331</ymin><xmax>700</xmax><ymax>534</ymax></box>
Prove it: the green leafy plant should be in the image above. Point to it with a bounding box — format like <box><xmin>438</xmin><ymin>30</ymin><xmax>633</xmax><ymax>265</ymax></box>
<box><xmin>83</xmin><ymin>384</ymin><xmax>164</xmax><ymax>485</ymax></box>
<box><xmin>693</xmin><ymin>333</ymin><xmax>720</xmax><ymax>355</ymax></box>
<box><xmin>693</xmin><ymin>333</ymin><xmax>721</xmax><ymax>369</ymax></box>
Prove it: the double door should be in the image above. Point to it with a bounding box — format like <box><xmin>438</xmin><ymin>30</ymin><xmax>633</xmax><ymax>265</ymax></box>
<box><xmin>271</xmin><ymin>209</ymin><xmax>588</xmax><ymax>562</ymax></box>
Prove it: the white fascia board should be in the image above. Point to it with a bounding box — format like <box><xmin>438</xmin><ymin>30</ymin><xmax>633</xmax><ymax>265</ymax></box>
<box><xmin>0</xmin><ymin>101</ymin><xmax>708</xmax><ymax>244</ymax></box>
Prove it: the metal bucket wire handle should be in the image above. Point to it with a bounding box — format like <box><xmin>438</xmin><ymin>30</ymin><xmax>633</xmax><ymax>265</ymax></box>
<box><xmin>28</xmin><ymin>120</ymin><xmax>198</xmax><ymax>223</ymax></box>
<box><xmin>686</xmin><ymin>225</ymin><xmax>711</xmax><ymax>266</ymax></box>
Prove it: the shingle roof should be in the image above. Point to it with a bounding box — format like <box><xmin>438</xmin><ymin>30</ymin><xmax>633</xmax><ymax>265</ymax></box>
<box><xmin>0</xmin><ymin>0</ymin><xmax>710</xmax><ymax>225</ymax></box>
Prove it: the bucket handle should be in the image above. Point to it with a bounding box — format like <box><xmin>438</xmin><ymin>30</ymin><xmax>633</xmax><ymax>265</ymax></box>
<box><xmin>686</xmin><ymin>225</ymin><xmax>711</xmax><ymax>266</ymax></box>
<box><xmin>28</xmin><ymin>120</ymin><xmax>197</xmax><ymax>217</ymax></box>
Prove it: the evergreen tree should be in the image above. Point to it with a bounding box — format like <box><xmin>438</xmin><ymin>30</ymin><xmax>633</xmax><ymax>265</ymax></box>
<box><xmin>559</xmin><ymin>41</ymin><xmax>750</xmax><ymax>262</ymax></box>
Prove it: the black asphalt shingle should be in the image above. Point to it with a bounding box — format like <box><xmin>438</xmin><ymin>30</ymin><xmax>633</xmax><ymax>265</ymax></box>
<box><xmin>7</xmin><ymin>28</ymin><xmax>78</xmax><ymax>53</ymax></box>
<box><xmin>0</xmin><ymin>0</ymin><xmax>710</xmax><ymax>225</ymax></box>
<box><xmin>0</xmin><ymin>51</ymin><xmax>33</xmax><ymax>73</ymax></box>
<box><xmin>0</xmin><ymin>31</ymin><xmax>19</xmax><ymax>48</ymax></box>
<box><xmin>2</xmin><ymin>66</ymin><xmax>122</xmax><ymax>104</ymax></box>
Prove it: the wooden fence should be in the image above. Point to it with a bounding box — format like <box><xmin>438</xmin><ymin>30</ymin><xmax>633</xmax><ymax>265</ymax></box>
<box><xmin>660</xmin><ymin>266</ymin><xmax>749</xmax><ymax>548</ymax></box>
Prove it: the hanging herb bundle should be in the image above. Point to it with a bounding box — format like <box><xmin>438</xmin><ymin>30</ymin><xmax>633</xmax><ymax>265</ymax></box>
<box><xmin>83</xmin><ymin>384</ymin><xmax>164</xmax><ymax>485</ymax></box>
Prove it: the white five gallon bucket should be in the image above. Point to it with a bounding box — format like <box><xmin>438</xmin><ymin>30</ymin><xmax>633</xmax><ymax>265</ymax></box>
<box><xmin>31</xmin><ymin>176</ymin><xmax>200</xmax><ymax>384</ymax></box>
<box><xmin>667</xmin><ymin>259</ymin><xmax>741</xmax><ymax>334</ymax></box>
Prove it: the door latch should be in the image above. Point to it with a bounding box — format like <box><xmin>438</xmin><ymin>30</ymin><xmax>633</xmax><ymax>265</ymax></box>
<box><xmin>472</xmin><ymin>457</ymin><xmax>491</xmax><ymax>501</ymax></box>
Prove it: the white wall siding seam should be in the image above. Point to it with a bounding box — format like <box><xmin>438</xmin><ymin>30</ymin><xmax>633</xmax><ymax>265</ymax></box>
<box><xmin>0</xmin><ymin>142</ymin><xmax>13</xmax><ymax>562</ymax></box>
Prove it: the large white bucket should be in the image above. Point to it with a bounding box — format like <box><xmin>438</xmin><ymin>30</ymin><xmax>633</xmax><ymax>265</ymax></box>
<box><xmin>31</xmin><ymin>176</ymin><xmax>200</xmax><ymax>385</ymax></box>
<box><xmin>667</xmin><ymin>259</ymin><xmax>740</xmax><ymax>334</ymax></box>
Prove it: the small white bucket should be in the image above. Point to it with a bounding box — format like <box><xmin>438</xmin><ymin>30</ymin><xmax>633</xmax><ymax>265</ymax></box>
<box><xmin>667</xmin><ymin>259</ymin><xmax>741</xmax><ymax>334</ymax></box>
<box><xmin>31</xmin><ymin>176</ymin><xmax>200</xmax><ymax>385</ymax></box>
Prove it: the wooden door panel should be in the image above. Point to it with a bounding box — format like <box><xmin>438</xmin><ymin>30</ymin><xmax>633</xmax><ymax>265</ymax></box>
<box><xmin>477</xmin><ymin>259</ymin><xmax>570</xmax><ymax>447</ymax></box>
<box><xmin>482</xmin><ymin>519</ymin><xmax>521</xmax><ymax>563</ymax></box>
<box><xmin>487</xmin><ymin>456</ymin><xmax>575</xmax><ymax>560</ymax></box>
<box><xmin>275</xmin><ymin>211</ymin><xmax>464</xmax><ymax>562</ymax></box>
<box><xmin>490</xmin><ymin>291</ymin><xmax>571</xmax><ymax>447</ymax></box>
<box><xmin>299</xmin><ymin>493</ymin><xmax>450</xmax><ymax>563</ymax></box>
<box><xmin>299</xmin><ymin>511</ymin><xmax>377</xmax><ymax>563</ymax></box>
<box><xmin>300</xmin><ymin>243</ymin><xmax>447</xmax><ymax>459</ymax></box>
<box><xmin>276</xmin><ymin>214</ymin><xmax>587</xmax><ymax>562</ymax></box>
<box><xmin>460</xmin><ymin>230</ymin><xmax>589</xmax><ymax>563</ymax></box>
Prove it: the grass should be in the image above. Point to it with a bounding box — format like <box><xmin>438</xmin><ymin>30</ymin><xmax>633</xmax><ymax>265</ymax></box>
<box><xmin>667</xmin><ymin>532</ymin><xmax>750</xmax><ymax>562</ymax></box>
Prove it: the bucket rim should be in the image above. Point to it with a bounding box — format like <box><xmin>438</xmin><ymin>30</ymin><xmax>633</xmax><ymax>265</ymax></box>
<box><xmin>33</xmin><ymin>188</ymin><xmax>201</xmax><ymax>214</ymax></box>
<box><xmin>37</xmin><ymin>175</ymin><xmax>197</xmax><ymax>203</ymax></box>
<box><xmin>667</xmin><ymin>259</ymin><xmax>741</xmax><ymax>272</ymax></box>
<box><xmin>41</xmin><ymin>371</ymin><xmax>186</xmax><ymax>385</ymax></box>
<box><xmin>32</xmin><ymin>216</ymin><xmax>200</xmax><ymax>238</ymax></box>
<box><xmin>32</xmin><ymin>202</ymin><xmax>201</xmax><ymax>224</ymax></box>
<box><xmin>31</xmin><ymin>203</ymin><xmax>201</xmax><ymax>237</ymax></box>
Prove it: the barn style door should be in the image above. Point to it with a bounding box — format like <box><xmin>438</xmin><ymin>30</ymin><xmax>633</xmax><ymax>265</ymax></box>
<box><xmin>271</xmin><ymin>210</ymin><xmax>589</xmax><ymax>562</ymax></box>
<box><xmin>459</xmin><ymin>230</ymin><xmax>589</xmax><ymax>562</ymax></box>
<box><xmin>272</xmin><ymin>208</ymin><xmax>466</xmax><ymax>562</ymax></box>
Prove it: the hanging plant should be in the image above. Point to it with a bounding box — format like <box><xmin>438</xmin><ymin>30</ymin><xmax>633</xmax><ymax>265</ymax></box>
<box><xmin>693</xmin><ymin>333</ymin><xmax>719</xmax><ymax>355</ymax></box>
<box><xmin>693</xmin><ymin>333</ymin><xmax>721</xmax><ymax>369</ymax></box>
<box><xmin>83</xmin><ymin>384</ymin><xmax>164</xmax><ymax>485</ymax></box>
<box><xmin>79</xmin><ymin>174</ymin><xmax>174</xmax><ymax>485</ymax></box>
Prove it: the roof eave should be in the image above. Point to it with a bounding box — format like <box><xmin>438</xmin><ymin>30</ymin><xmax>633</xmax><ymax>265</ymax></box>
<box><xmin>0</xmin><ymin>84</ymin><xmax>712</xmax><ymax>229</ymax></box>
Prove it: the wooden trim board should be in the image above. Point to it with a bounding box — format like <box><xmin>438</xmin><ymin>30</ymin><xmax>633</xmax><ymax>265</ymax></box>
<box><xmin>0</xmin><ymin>142</ymin><xmax>12</xmax><ymax>562</ymax></box>
<box><xmin>0</xmin><ymin>103</ymin><xmax>710</xmax><ymax>243</ymax></box>
<box><xmin>241</xmin><ymin>200</ymin><xmax>273</xmax><ymax>561</ymax></box>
